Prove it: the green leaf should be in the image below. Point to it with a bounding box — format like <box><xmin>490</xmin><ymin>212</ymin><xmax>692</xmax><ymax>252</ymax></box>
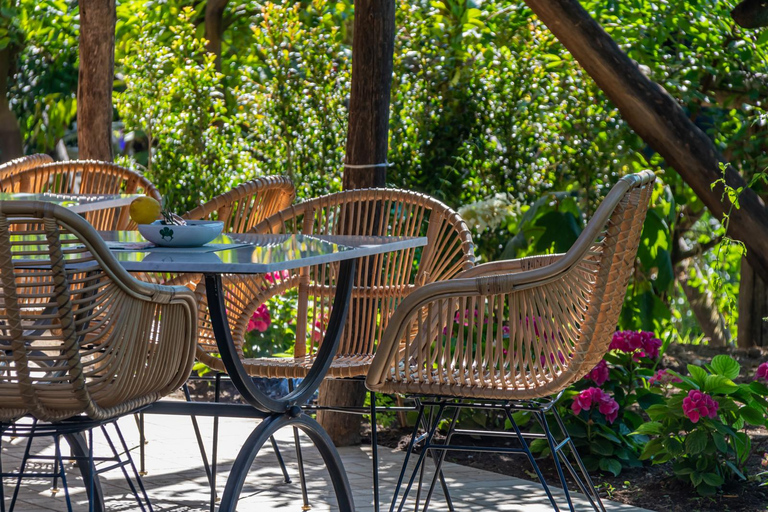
<box><xmin>739</xmin><ymin>405</ymin><xmax>766</xmax><ymax>426</ymax></box>
<box><xmin>640</xmin><ymin>438</ymin><xmax>664</xmax><ymax>460</ymax></box>
<box><xmin>701</xmin><ymin>472</ymin><xmax>724</xmax><ymax>487</ymax></box>
<box><xmin>599</xmin><ymin>457</ymin><xmax>622</xmax><ymax>477</ymax></box>
<box><xmin>636</xmin><ymin>391</ymin><xmax>665</xmax><ymax>410</ymax></box>
<box><xmin>710</xmin><ymin>355</ymin><xmax>740</xmax><ymax>379</ymax></box>
<box><xmin>712</xmin><ymin>432</ymin><xmax>728</xmax><ymax>453</ymax></box>
<box><xmin>696</xmin><ymin>483</ymin><xmax>717</xmax><ymax>496</ymax></box>
<box><xmin>703</xmin><ymin>375</ymin><xmax>738</xmax><ymax>394</ymax></box>
<box><xmin>685</xmin><ymin>429</ymin><xmax>708</xmax><ymax>455</ymax></box>
<box><xmin>687</xmin><ymin>364</ymin><xmax>708</xmax><ymax>386</ymax></box>
<box><xmin>633</xmin><ymin>421</ymin><xmax>664</xmax><ymax>436</ymax></box>
<box><xmin>591</xmin><ymin>437</ymin><xmax>614</xmax><ymax>456</ymax></box>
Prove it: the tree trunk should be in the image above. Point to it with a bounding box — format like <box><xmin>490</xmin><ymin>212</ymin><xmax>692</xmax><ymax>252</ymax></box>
<box><xmin>317</xmin><ymin>0</ymin><xmax>395</xmax><ymax>446</ymax></box>
<box><xmin>738</xmin><ymin>259</ymin><xmax>768</xmax><ymax>347</ymax></box>
<box><xmin>77</xmin><ymin>0</ymin><xmax>116</xmax><ymax>162</ymax></box>
<box><xmin>205</xmin><ymin>0</ymin><xmax>229</xmax><ymax>71</ymax></box>
<box><xmin>678</xmin><ymin>261</ymin><xmax>730</xmax><ymax>346</ymax></box>
<box><xmin>0</xmin><ymin>47</ymin><xmax>23</xmax><ymax>163</ymax></box>
<box><xmin>731</xmin><ymin>0</ymin><xmax>768</xmax><ymax>29</ymax></box>
<box><xmin>524</xmin><ymin>0</ymin><xmax>768</xmax><ymax>283</ymax></box>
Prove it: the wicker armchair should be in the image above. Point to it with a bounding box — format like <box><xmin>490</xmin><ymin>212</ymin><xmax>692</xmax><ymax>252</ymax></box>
<box><xmin>193</xmin><ymin>188</ymin><xmax>476</xmax><ymax>378</ymax></box>
<box><xmin>184</xmin><ymin>175</ymin><xmax>295</xmax><ymax>231</ymax></box>
<box><xmin>366</xmin><ymin>171</ymin><xmax>655</xmax><ymax>512</ymax></box>
<box><xmin>0</xmin><ymin>200</ymin><xmax>198</xmax><ymax>422</ymax></box>
<box><xmin>0</xmin><ymin>160</ymin><xmax>161</xmax><ymax>230</ymax></box>
<box><xmin>0</xmin><ymin>154</ymin><xmax>54</xmax><ymax>179</ymax></box>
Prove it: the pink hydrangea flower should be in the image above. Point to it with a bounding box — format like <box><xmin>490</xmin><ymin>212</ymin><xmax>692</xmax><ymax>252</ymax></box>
<box><xmin>609</xmin><ymin>330</ymin><xmax>662</xmax><ymax>359</ymax></box>
<box><xmin>756</xmin><ymin>362</ymin><xmax>768</xmax><ymax>383</ymax></box>
<box><xmin>682</xmin><ymin>390</ymin><xmax>719</xmax><ymax>423</ymax></box>
<box><xmin>648</xmin><ymin>369</ymin><xmax>682</xmax><ymax>387</ymax></box>
<box><xmin>585</xmin><ymin>360</ymin><xmax>610</xmax><ymax>386</ymax></box>
<box><xmin>571</xmin><ymin>387</ymin><xmax>619</xmax><ymax>423</ymax></box>
<box><xmin>312</xmin><ymin>320</ymin><xmax>325</xmax><ymax>342</ymax></box>
<box><xmin>246</xmin><ymin>304</ymin><xmax>271</xmax><ymax>333</ymax></box>
<box><xmin>264</xmin><ymin>269</ymin><xmax>290</xmax><ymax>283</ymax></box>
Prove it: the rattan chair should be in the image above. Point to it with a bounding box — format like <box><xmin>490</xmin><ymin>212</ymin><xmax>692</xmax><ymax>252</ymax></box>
<box><xmin>366</xmin><ymin>171</ymin><xmax>656</xmax><ymax>512</ymax></box>
<box><xmin>194</xmin><ymin>188</ymin><xmax>475</xmax><ymax>378</ymax></box>
<box><xmin>0</xmin><ymin>200</ymin><xmax>197</xmax><ymax>509</ymax></box>
<box><xmin>0</xmin><ymin>154</ymin><xmax>54</xmax><ymax>179</ymax></box>
<box><xmin>184</xmin><ymin>175</ymin><xmax>296</xmax><ymax>231</ymax></box>
<box><xmin>0</xmin><ymin>160</ymin><xmax>161</xmax><ymax>230</ymax></box>
<box><xmin>191</xmin><ymin>188</ymin><xmax>475</xmax><ymax>511</ymax></box>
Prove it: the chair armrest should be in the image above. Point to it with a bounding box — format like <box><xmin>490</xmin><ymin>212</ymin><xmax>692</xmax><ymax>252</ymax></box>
<box><xmin>455</xmin><ymin>254</ymin><xmax>564</xmax><ymax>279</ymax></box>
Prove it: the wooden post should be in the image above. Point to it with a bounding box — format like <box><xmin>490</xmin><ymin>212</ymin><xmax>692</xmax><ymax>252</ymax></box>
<box><xmin>317</xmin><ymin>0</ymin><xmax>395</xmax><ymax>446</ymax></box>
<box><xmin>77</xmin><ymin>0</ymin><xmax>116</xmax><ymax>162</ymax></box>
<box><xmin>523</xmin><ymin>0</ymin><xmax>768</xmax><ymax>283</ymax></box>
<box><xmin>205</xmin><ymin>0</ymin><xmax>229</xmax><ymax>71</ymax></box>
<box><xmin>0</xmin><ymin>47</ymin><xmax>23</xmax><ymax>163</ymax></box>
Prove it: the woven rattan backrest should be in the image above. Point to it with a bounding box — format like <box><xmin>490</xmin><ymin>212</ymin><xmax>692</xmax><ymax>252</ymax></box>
<box><xmin>366</xmin><ymin>171</ymin><xmax>656</xmax><ymax>399</ymax></box>
<box><xmin>183</xmin><ymin>176</ymin><xmax>295</xmax><ymax>232</ymax></box>
<box><xmin>0</xmin><ymin>154</ymin><xmax>54</xmax><ymax>179</ymax></box>
<box><xmin>0</xmin><ymin>201</ymin><xmax>197</xmax><ymax>423</ymax></box>
<box><xmin>240</xmin><ymin>189</ymin><xmax>475</xmax><ymax>360</ymax></box>
<box><xmin>0</xmin><ymin>160</ymin><xmax>161</xmax><ymax>230</ymax></box>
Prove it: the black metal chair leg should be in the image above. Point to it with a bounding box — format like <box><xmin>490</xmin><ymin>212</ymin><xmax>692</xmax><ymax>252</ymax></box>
<box><xmin>53</xmin><ymin>435</ymin><xmax>74</xmax><ymax>512</ymax></box>
<box><xmin>138</xmin><ymin>413</ymin><xmax>147</xmax><ymax>476</ymax></box>
<box><xmin>100</xmin><ymin>424</ymin><xmax>147</xmax><ymax>512</ymax></box>
<box><xmin>421</xmin><ymin>407</ymin><xmax>460</xmax><ymax>512</ymax></box>
<box><xmin>112</xmin><ymin>422</ymin><xmax>154</xmax><ymax>512</ymax></box>
<box><xmin>370</xmin><ymin>390</ymin><xmax>380</xmax><ymax>512</ymax></box>
<box><xmin>9</xmin><ymin>428</ymin><xmax>34</xmax><ymax>510</ymax></box>
<box><xmin>551</xmin><ymin>409</ymin><xmax>606</xmax><ymax>512</ymax></box>
<box><xmin>269</xmin><ymin>436</ymin><xmax>292</xmax><ymax>483</ymax></box>
<box><xmin>503</xmin><ymin>407</ymin><xmax>561</xmax><ymax>512</ymax></box>
<box><xmin>389</xmin><ymin>401</ymin><xmax>425</xmax><ymax>512</ymax></box>
<box><xmin>535</xmin><ymin>411</ymin><xmax>576</xmax><ymax>511</ymax></box>
<box><xmin>416</xmin><ymin>404</ymin><xmax>455</xmax><ymax>512</ymax></box>
<box><xmin>395</xmin><ymin>402</ymin><xmax>445</xmax><ymax>512</ymax></box>
<box><xmin>0</xmin><ymin>436</ymin><xmax>6</xmax><ymax>512</ymax></box>
<box><xmin>289</xmin><ymin>378</ymin><xmax>311</xmax><ymax>510</ymax></box>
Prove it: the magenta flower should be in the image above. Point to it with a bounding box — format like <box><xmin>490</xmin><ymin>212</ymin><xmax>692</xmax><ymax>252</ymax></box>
<box><xmin>264</xmin><ymin>269</ymin><xmax>290</xmax><ymax>283</ymax></box>
<box><xmin>648</xmin><ymin>369</ymin><xmax>682</xmax><ymax>387</ymax></box>
<box><xmin>609</xmin><ymin>330</ymin><xmax>662</xmax><ymax>359</ymax></box>
<box><xmin>756</xmin><ymin>362</ymin><xmax>768</xmax><ymax>383</ymax></box>
<box><xmin>682</xmin><ymin>390</ymin><xmax>719</xmax><ymax>423</ymax></box>
<box><xmin>585</xmin><ymin>360</ymin><xmax>610</xmax><ymax>386</ymax></box>
<box><xmin>571</xmin><ymin>387</ymin><xmax>619</xmax><ymax>424</ymax></box>
<box><xmin>246</xmin><ymin>304</ymin><xmax>271</xmax><ymax>333</ymax></box>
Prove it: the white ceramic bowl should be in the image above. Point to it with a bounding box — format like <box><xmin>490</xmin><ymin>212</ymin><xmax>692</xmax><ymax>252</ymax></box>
<box><xmin>138</xmin><ymin>220</ymin><xmax>224</xmax><ymax>247</ymax></box>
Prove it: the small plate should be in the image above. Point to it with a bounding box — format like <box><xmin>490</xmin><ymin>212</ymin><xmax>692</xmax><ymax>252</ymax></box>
<box><xmin>138</xmin><ymin>220</ymin><xmax>224</xmax><ymax>247</ymax></box>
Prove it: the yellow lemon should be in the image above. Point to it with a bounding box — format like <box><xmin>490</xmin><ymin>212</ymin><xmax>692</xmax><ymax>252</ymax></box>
<box><xmin>129</xmin><ymin>196</ymin><xmax>162</xmax><ymax>225</ymax></box>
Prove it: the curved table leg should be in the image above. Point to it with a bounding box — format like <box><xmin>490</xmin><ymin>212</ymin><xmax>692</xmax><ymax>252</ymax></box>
<box><xmin>218</xmin><ymin>412</ymin><xmax>354</xmax><ymax>512</ymax></box>
<box><xmin>204</xmin><ymin>259</ymin><xmax>357</xmax><ymax>413</ymax></box>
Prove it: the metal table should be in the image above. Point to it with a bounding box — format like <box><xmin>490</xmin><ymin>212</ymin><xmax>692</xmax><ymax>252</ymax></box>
<box><xmin>0</xmin><ymin>192</ymin><xmax>140</xmax><ymax>213</ymax></box>
<box><xmin>99</xmin><ymin>231</ymin><xmax>428</xmax><ymax>511</ymax></box>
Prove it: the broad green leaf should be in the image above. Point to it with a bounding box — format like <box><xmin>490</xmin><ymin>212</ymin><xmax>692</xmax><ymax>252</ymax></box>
<box><xmin>632</xmin><ymin>421</ymin><xmax>664</xmax><ymax>436</ymax></box>
<box><xmin>685</xmin><ymin>429</ymin><xmax>708</xmax><ymax>455</ymax></box>
<box><xmin>739</xmin><ymin>405</ymin><xmax>766</xmax><ymax>426</ymax></box>
<box><xmin>701</xmin><ymin>472</ymin><xmax>724</xmax><ymax>487</ymax></box>
<box><xmin>709</xmin><ymin>355</ymin><xmax>740</xmax><ymax>379</ymax></box>
<box><xmin>599</xmin><ymin>457</ymin><xmax>622</xmax><ymax>477</ymax></box>
<box><xmin>687</xmin><ymin>365</ymin><xmax>707</xmax><ymax>386</ymax></box>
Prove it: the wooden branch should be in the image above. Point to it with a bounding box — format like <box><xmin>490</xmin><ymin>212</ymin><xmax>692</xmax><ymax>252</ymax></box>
<box><xmin>732</xmin><ymin>0</ymin><xmax>768</xmax><ymax>29</ymax></box>
<box><xmin>0</xmin><ymin>47</ymin><xmax>23</xmax><ymax>162</ymax></box>
<box><xmin>673</xmin><ymin>235</ymin><xmax>724</xmax><ymax>265</ymax></box>
<box><xmin>77</xmin><ymin>0</ymin><xmax>116</xmax><ymax>162</ymax></box>
<box><xmin>524</xmin><ymin>0</ymin><xmax>768</xmax><ymax>283</ymax></box>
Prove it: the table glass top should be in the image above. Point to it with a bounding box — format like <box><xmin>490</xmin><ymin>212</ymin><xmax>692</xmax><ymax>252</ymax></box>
<box><xmin>0</xmin><ymin>193</ymin><xmax>141</xmax><ymax>213</ymax></box>
<box><xmin>11</xmin><ymin>231</ymin><xmax>428</xmax><ymax>274</ymax></box>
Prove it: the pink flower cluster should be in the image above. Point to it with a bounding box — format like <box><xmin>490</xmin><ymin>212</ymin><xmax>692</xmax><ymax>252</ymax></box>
<box><xmin>585</xmin><ymin>360</ymin><xmax>610</xmax><ymax>386</ymax></box>
<box><xmin>246</xmin><ymin>304</ymin><xmax>271</xmax><ymax>333</ymax></box>
<box><xmin>609</xmin><ymin>330</ymin><xmax>662</xmax><ymax>359</ymax></box>
<box><xmin>756</xmin><ymin>362</ymin><xmax>768</xmax><ymax>383</ymax></box>
<box><xmin>264</xmin><ymin>270</ymin><xmax>290</xmax><ymax>283</ymax></box>
<box><xmin>682</xmin><ymin>390</ymin><xmax>719</xmax><ymax>423</ymax></box>
<box><xmin>648</xmin><ymin>369</ymin><xmax>682</xmax><ymax>387</ymax></box>
<box><xmin>571</xmin><ymin>387</ymin><xmax>619</xmax><ymax>423</ymax></box>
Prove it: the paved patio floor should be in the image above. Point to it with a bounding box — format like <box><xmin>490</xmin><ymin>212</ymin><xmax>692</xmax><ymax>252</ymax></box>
<box><xmin>1</xmin><ymin>412</ymin><xmax>654</xmax><ymax>511</ymax></box>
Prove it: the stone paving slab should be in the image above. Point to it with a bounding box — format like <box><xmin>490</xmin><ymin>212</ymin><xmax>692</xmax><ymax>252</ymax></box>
<box><xmin>1</xmin><ymin>414</ymin><xmax>654</xmax><ymax>511</ymax></box>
